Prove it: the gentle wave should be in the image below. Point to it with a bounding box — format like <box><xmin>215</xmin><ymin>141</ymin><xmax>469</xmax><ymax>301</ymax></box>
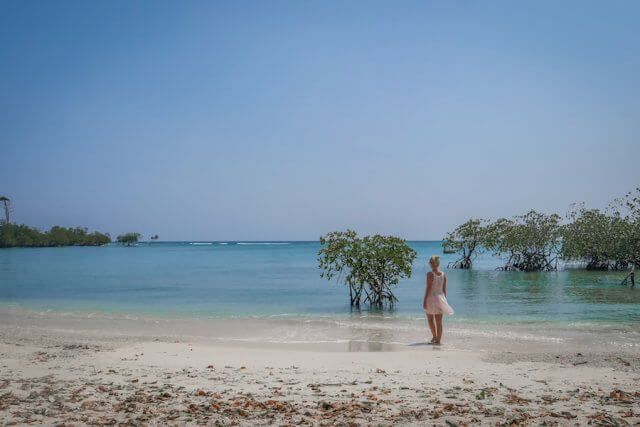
<box><xmin>236</xmin><ymin>242</ymin><xmax>290</xmax><ymax>245</ymax></box>
<box><xmin>189</xmin><ymin>242</ymin><xmax>213</xmax><ymax>245</ymax></box>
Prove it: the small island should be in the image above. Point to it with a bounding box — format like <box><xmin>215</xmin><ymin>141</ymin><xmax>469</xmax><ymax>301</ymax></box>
<box><xmin>0</xmin><ymin>195</ymin><xmax>146</xmax><ymax>248</ymax></box>
<box><xmin>0</xmin><ymin>223</ymin><xmax>111</xmax><ymax>248</ymax></box>
<box><xmin>116</xmin><ymin>232</ymin><xmax>141</xmax><ymax>246</ymax></box>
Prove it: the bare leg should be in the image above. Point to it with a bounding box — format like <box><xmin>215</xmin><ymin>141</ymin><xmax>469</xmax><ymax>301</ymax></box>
<box><xmin>435</xmin><ymin>314</ymin><xmax>443</xmax><ymax>344</ymax></box>
<box><xmin>427</xmin><ymin>314</ymin><xmax>436</xmax><ymax>342</ymax></box>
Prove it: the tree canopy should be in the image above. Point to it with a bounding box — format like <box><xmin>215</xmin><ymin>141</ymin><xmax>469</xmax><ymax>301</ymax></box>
<box><xmin>561</xmin><ymin>206</ymin><xmax>624</xmax><ymax>270</ymax></box>
<box><xmin>485</xmin><ymin>211</ymin><xmax>562</xmax><ymax>271</ymax></box>
<box><xmin>444</xmin><ymin>187</ymin><xmax>640</xmax><ymax>271</ymax></box>
<box><xmin>318</xmin><ymin>230</ymin><xmax>417</xmax><ymax>308</ymax></box>
<box><xmin>608</xmin><ymin>188</ymin><xmax>640</xmax><ymax>268</ymax></box>
<box><xmin>0</xmin><ymin>223</ymin><xmax>111</xmax><ymax>248</ymax></box>
<box><xmin>561</xmin><ymin>190</ymin><xmax>639</xmax><ymax>270</ymax></box>
<box><xmin>443</xmin><ymin>219</ymin><xmax>487</xmax><ymax>269</ymax></box>
<box><xmin>0</xmin><ymin>195</ymin><xmax>112</xmax><ymax>248</ymax></box>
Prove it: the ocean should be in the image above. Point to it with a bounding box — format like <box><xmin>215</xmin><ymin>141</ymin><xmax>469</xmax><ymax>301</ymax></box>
<box><xmin>1</xmin><ymin>241</ymin><xmax>639</xmax><ymax>350</ymax></box>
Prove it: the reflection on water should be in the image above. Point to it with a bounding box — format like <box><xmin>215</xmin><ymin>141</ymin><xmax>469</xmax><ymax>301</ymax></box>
<box><xmin>563</xmin><ymin>270</ymin><xmax>638</xmax><ymax>305</ymax></box>
<box><xmin>347</xmin><ymin>341</ymin><xmax>396</xmax><ymax>352</ymax></box>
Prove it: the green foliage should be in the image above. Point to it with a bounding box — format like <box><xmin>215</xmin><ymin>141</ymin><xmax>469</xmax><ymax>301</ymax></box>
<box><xmin>561</xmin><ymin>206</ymin><xmax>625</xmax><ymax>269</ymax></box>
<box><xmin>116</xmin><ymin>233</ymin><xmax>141</xmax><ymax>246</ymax></box>
<box><xmin>608</xmin><ymin>187</ymin><xmax>640</xmax><ymax>268</ymax></box>
<box><xmin>484</xmin><ymin>210</ymin><xmax>562</xmax><ymax>272</ymax></box>
<box><xmin>150</xmin><ymin>234</ymin><xmax>159</xmax><ymax>240</ymax></box>
<box><xmin>445</xmin><ymin>212</ymin><xmax>563</xmax><ymax>271</ymax></box>
<box><xmin>0</xmin><ymin>223</ymin><xmax>111</xmax><ymax>248</ymax></box>
<box><xmin>443</xmin><ymin>219</ymin><xmax>487</xmax><ymax>269</ymax></box>
<box><xmin>560</xmin><ymin>189</ymin><xmax>640</xmax><ymax>270</ymax></box>
<box><xmin>445</xmin><ymin>187</ymin><xmax>640</xmax><ymax>272</ymax></box>
<box><xmin>318</xmin><ymin>230</ymin><xmax>417</xmax><ymax>308</ymax></box>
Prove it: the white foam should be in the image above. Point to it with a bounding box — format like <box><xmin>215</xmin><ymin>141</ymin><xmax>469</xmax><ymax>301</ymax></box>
<box><xmin>236</xmin><ymin>242</ymin><xmax>290</xmax><ymax>245</ymax></box>
<box><xmin>189</xmin><ymin>242</ymin><xmax>213</xmax><ymax>245</ymax></box>
<box><xmin>450</xmin><ymin>327</ymin><xmax>565</xmax><ymax>343</ymax></box>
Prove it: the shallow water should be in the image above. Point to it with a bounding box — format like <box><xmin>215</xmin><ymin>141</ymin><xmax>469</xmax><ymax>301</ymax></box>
<box><xmin>0</xmin><ymin>241</ymin><xmax>638</xmax><ymax>347</ymax></box>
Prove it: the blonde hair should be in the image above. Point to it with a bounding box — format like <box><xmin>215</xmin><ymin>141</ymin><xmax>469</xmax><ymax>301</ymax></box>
<box><xmin>429</xmin><ymin>255</ymin><xmax>441</xmax><ymax>268</ymax></box>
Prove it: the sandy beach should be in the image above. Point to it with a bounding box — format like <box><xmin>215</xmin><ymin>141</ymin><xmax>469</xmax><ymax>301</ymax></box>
<box><xmin>3</xmin><ymin>0</ymin><xmax>639</xmax><ymax>425</ymax></box>
<box><xmin>1</xmin><ymin>310</ymin><xmax>639</xmax><ymax>426</ymax></box>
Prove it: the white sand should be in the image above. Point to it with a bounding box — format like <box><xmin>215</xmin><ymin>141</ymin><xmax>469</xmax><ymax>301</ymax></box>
<box><xmin>1</xmin><ymin>312</ymin><xmax>639</xmax><ymax>426</ymax></box>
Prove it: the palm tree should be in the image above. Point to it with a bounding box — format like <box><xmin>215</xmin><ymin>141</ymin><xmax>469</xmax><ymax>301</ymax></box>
<box><xmin>0</xmin><ymin>196</ymin><xmax>10</xmax><ymax>224</ymax></box>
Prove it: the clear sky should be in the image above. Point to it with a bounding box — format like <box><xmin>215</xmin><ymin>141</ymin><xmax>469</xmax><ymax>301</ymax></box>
<box><xmin>1</xmin><ymin>1</ymin><xmax>638</xmax><ymax>240</ymax></box>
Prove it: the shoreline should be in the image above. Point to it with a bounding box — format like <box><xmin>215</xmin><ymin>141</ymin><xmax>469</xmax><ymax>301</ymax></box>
<box><xmin>1</xmin><ymin>319</ymin><xmax>639</xmax><ymax>426</ymax></box>
<box><xmin>2</xmin><ymin>305</ymin><xmax>639</xmax><ymax>354</ymax></box>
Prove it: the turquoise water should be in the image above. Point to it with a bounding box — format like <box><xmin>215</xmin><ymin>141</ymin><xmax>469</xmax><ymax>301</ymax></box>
<box><xmin>0</xmin><ymin>241</ymin><xmax>638</xmax><ymax>330</ymax></box>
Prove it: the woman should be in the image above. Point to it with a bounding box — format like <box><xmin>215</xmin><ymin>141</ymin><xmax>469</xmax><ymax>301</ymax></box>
<box><xmin>423</xmin><ymin>255</ymin><xmax>454</xmax><ymax>345</ymax></box>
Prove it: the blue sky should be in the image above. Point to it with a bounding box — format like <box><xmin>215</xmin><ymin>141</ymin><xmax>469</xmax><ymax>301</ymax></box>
<box><xmin>1</xmin><ymin>1</ymin><xmax>638</xmax><ymax>240</ymax></box>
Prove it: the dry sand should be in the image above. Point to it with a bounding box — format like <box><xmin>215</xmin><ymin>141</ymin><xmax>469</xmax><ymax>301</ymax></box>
<box><xmin>1</xmin><ymin>320</ymin><xmax>639</xmax><ymax>426</ymax></box>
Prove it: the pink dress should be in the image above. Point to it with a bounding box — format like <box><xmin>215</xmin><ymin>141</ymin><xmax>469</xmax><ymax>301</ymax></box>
<box><xmin>425</xmin><ymin>271</ymin><xmax>454</xmax><ymax>315</ymax></box>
